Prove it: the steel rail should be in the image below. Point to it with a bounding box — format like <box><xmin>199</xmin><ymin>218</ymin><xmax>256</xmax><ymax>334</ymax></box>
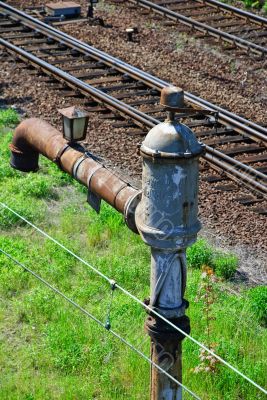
<box><xmin>1</xmin><ymin>2</ymin><xmax>266</xmax><ymax>140</ymax></box>
<box><xmin>1</xmin><ymin>38</ymin><xmax>266</xmax><ymax>197</ymax></box>
<box><xmin>205</xmin><ymin>146</ymin><xmax>267</xmax><ymax>194</ymax></box>
<box><xmin>127</xmin><ymin>0</ymin><xmax>267</xmax><ymax>55</ymax></box>
<box><xmin>195</xmin><ymin>0</ymin><xmax>267</xmax><ymax>26</ymax></box>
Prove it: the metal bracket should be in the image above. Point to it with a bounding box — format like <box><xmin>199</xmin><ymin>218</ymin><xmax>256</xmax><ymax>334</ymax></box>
<box><xmin>87</xmin><ymin>191</ymin><xmax>101</xmax><ymax>214</ymax></box>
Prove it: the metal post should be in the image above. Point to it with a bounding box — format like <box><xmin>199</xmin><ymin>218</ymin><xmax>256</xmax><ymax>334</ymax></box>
<box><xmin>87</xmin><ymin>0</ymin><xmax>94</xmax><ymax>18</ymax></box>
<box><xmin>150</xmin><ymin>340</ymin><xmax>182</xmax><ymax>399</ymax></box>
<box><xmin>135</xmin><ymin>87</ymin><xmax>204</xmax><ymax>399</ymax></box>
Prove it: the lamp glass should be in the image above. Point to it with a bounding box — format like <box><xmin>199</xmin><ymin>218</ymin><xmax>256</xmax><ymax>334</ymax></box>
<box><xmin>73</xmin><ymin>118</ymin><xmax>86</xmax><ymax>140</ymax></box>
<box><xmin>63</xmin><ymin>117</ymin><xmax>72</xmax><ymax>140</ymax></box>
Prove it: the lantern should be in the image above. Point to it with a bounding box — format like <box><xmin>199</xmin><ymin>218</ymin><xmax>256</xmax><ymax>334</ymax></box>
<box><xmin>58</xmin><ymin>106</ymin><xmax>89</xmax><ymax>142</ymax></box>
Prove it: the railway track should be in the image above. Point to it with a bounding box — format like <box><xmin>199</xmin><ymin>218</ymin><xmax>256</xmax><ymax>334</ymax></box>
<box><xmin>0</xmin><ymin>2</ymin><xmax>266</xmax><ymax>214</ymax></box>
<box><xmin>121</xmin><ymin>0</ymin><xmax>267</xmax><ymax>57</ymax></box>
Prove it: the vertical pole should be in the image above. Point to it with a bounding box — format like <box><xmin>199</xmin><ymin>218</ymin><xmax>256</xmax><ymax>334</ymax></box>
<box><xmin>151</xmin><ymin>339</ymin><xmax>182</xmax><ymax>400</ymax></box>
<box><xmin>87</xmin><ymin>1</ymin><xmax>93</xmax><ymax>18</ymax></box>
<box><xmin>145</xmin><ymin>250</ymin><xmax>190</xmax><ymax>400</ymax></box>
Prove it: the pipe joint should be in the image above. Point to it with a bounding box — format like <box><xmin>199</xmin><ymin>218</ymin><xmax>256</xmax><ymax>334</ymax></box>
<box><xmin>124</xmin><ymin>190</ymin><xmax>142</xmax><ymax>234</ymax></box>
<box><xmin>145</xmin><ymin>314</ymin><xmax>190</xmax><ymax>343</ymax></box>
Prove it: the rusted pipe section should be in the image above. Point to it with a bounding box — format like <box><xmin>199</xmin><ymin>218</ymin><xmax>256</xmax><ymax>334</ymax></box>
<box><xmin>10</xmin><ymin>118</ymin><xmax>140</xmax><ymax>232</ymax></box>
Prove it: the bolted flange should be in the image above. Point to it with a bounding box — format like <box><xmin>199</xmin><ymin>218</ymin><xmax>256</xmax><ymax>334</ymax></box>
<box><xmin>145</xmin><ymin>314</ymin><xmax>191</xmax><ymax>343</ymax></box>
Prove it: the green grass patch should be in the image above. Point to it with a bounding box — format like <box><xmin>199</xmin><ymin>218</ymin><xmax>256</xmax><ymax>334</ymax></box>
<box><xmin>187</xmin><ymin>239</ymin><xmax>238</xmax><ymax>279</ymax></box>
<box><xmin>0</xmin><ymin>116</ymin><xmax>266</xmax><ymax>399</ymax></box>
<box><xmin>221</xmin><ymin>0</ymin><xmax>267</xmax><ymax>13</ymax></box>
<box><xmin>213</xmin><ymin>253</ymin><xmax>238</xmax><ymax>279</ymax></box>
<box><xmin>0</xmin><ymin>108</ymin><xmax>20</xmax><ymax>126</ymax></box>
<box><xmin>247</xmin><ymin>286</ymin><xmax>267</xmax><ymax>327</ymax></box>
<box><xmin>187</xmin><ymin>238</ymin><xmax>213</xmax><ymax>269</ymax></box>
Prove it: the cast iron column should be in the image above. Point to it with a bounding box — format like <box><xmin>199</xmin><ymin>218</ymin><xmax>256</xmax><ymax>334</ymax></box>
<box><xmin>135</xmin><ymin>87</ymin><xmax>204</xmax><ymax>399</ymax></box>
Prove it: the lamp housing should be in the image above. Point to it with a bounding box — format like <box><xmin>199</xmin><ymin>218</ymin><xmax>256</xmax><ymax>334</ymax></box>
<box><xmin>58</xmin><ymin>106</ymin><xmax>89</xmax><ymax>143</ymax></box>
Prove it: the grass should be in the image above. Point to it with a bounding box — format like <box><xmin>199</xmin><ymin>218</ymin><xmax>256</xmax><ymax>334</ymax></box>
<box><xmin>222</xmin><ymin>0</ymin><xmax>267</xmax><ymax>12</ymax></box>
<box><xmin>0</xmin><ymin>108</ymin><xmax>20</xmax><ymax>127</ymax></box>
<box><xmin>247</xmin><ymin>286</ymin><xmax>267</xmax><ymax>327</ymax></box>
<box><xmin>187</xmin><ymin>239</ymin><xmax>238</xmax><ymax>279</ymax></box>
<box><xmin>0</xmin><ymin>110</ymin><xmax>266</xmax><ymax>399</ymax></box>
<box><xmin>242</xmin><ymin>0</ymin><xmax>267</xmax><ymax>10</ymax></box>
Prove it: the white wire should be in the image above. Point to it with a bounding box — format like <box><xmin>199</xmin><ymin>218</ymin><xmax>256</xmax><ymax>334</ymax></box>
<box><xmin>0</xmin><ymin>248</ymin><xmax>201</xmax><ymax>400</ymax></box>
<box><xmin>0</xmin><ymin>201</ymin><xmax>266</xmax><ymax>396</ymax></box>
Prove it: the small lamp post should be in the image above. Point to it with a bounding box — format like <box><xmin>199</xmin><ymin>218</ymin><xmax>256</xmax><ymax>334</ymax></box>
<box><xmin>58</xmin><ymin>106</ymin><xmax>89</xmax><ymax>143</ymax></box>
<box><xmin>87</xmin><ymin>0</ymin><xmax>98</xmax><ymax>18</ymax></box>
<box><xmin>126</xmin><ymin>27</ymin><xmax>138</xmax><ymax>42</ymax></box>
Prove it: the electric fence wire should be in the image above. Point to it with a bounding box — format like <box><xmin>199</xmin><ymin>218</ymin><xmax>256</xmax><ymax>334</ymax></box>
<box><xmin>0</xmin><ymin>248</ymin><xmax>201</xmax><ymax>400</ymax></box>
<box><xmin>0</xmin><ymin>201</ymin><xmax>266</xmax><ymax>396</ymax></box>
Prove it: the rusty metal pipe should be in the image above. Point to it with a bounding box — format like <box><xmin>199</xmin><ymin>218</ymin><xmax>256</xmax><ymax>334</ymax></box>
<box><xmin>10</xmin><ymin>118</ymin><xmax>140</xmax><ymax>231</ymax></box>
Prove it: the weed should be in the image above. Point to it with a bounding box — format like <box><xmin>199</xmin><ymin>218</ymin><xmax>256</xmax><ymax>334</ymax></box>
<box><xmin>0</xmin><ymin>237</ymin><xmax>31</xmax><ymax>295</ymax></box>
<box><xmin>144</xmin><ymin>22</ymin><xmax>160</xmax><ymax>30</ymax></box>
<box><xmin>248</xmin><ymin>286</ymin><xmax>267</xmax><ymax>327</ymax></box>
<box><xmin>213</xmin><ymin>253</ymin><xmax>238</xmax><ymax>280</ymax></box>
<box><xmin>174</xmin><ymin>32</ymin><xmax>189</xmax><ymax>52</ymax></box>
<box><xmin>187</xmin><ymin>239</ymin><xmax>213</xmax><ymax>269</ymax></box>
<box><xmin>194</xmin><ymin>266</ymin><xmax>219</xmax><ymax>374</ymax></box>
<box><xmin>0</xmin><ymin>193</ymin><xmax>44</xmax><ymax>229</ymax></box>
<box><xmin>230</xmin><ymin>60</ymin><xmax>237</xmax><ymax>74</ymax></box>
<box><xmin>21</xmin><ymin>174</ymin><xmax>58</xmax><ymax>199</ymax></box>
<box><xmin>23</xmin><ymin>288</ymin><xmax>58</xmax><ymax>322</ymax></box>
<box><xmin>243</xmin><ymin>0</ymin><xmax>261</xmax><ymax>7</ymax></box>
<box><xmin>187</xmin><ymin>239</ymin><xmax>238</xmax><ymax>280</ymax></box>
<box><xmin>238</xmin><ymin>0</ymin><xmax>267</xmax><ymax>9</ymax></box>
<box><xmin>96</xmin><ymin>1</ymin><xmax>116</xmax><ymax>13</ymax></box>
<box><xmin>175</xmin><ymin>39</ymin><xmax>185</xmax><ymax>51</ymax></box>
<box><xmin>0</xmin><ymin>108</ymin><xmax>20</xmax><ymax>126</ymax></box>
<box><xmin>46</xmin><ymin>317</ymin><xmax>87</xmax><ymax>373</ymax></box>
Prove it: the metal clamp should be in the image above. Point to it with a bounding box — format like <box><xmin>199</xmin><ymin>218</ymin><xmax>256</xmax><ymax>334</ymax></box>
<box><xmin>113</xmin><ymin>182</ymin><xmax>129</xmax><ymax>210</ymax></box>
<box><xmin>124</xmin><ymin>191</ymin><xmax>142</xmax><ymax>234</ymax></box>
<box><xmin>87</xmin><ymin>164</ymin><xmax>104</xmax><ymax>213</ymax></box>
<box><xmin>53</xmin><ymin>143</ymin><xmax>70</xmax><ymax>170</ymax></box>
<box><xmin>72</xmin><ymin>155</ymin><xmax>87</xmax><ymax>180</ymax></box>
